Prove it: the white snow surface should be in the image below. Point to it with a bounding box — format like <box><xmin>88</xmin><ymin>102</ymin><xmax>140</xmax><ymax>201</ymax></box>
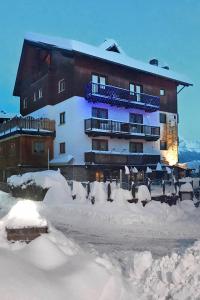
<box><xmin>2</xmin><ymin>170</ymin><xmax>200</xmax><ymax>299</ymax></box>
<box><xmin>180</xmin><ymin>182</ymin><xmax>193</xmax><ymax>193</ymax></box>
<box><xmin>137</xmin><ymin>185</ymin><xmax>151</xmax><ymax>202</ymax></box>
<box><xmin>5</xmin><ymin>200</ymin><xmax>47</xmax><ymax>229</ymax></box>
<box><xmin>7</xmin><ymin>169</ymin><xmax>67</xmax><ymax>189</ymax></box>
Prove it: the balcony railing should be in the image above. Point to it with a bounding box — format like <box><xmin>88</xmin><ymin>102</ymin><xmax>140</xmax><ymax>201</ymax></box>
<box><xmin>85</xmin><ymin>151</ymin><xmax>160</xmax><ymax>166</ymax></box>
<box><xmin>0</xmin><ymin>116</ymin><xmax>55</xmax><ymax>138</ymax></box>
<box><xmin>85</xmin><ymin>118</ymin><xmax>160</xmax><ymax>141</ymax></box>
<box><xmin>85</xmin><ymin>82</ymin><xmax>160</xmax><ymax>112</ymax></box>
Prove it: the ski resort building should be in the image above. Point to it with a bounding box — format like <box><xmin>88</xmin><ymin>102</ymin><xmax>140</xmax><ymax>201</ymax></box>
<box><xmin>11</xmin><ymin>33</ymin><xmax>192</xmax><ymax>181</ymax></box>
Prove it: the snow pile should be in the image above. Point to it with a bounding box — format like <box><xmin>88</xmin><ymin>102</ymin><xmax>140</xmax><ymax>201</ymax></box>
<box><xmin>90</xmin><ymin>181</ymin><xmax>107</xmax><ymax>203</ymax></box>
<box><xmin>5</xmin><ymin>200</ymin><xmax>47</xmax><ymax>229</ymax></box>
<box><xmin>18</xmin><ymin>235</ymin><xmax>68</xmax><ymax>270</ymax></box>
<box><xmin>180</xmin><ymin>182</ymin><xmax>193</xmax><ymax>193</ymax></box>
<box><xmin>137</xmin><ymin>185</ymin><xmax>151</xmax><ymax>202</ymax></box>
<box><xmin>7</xmin><ymin>169</ymin><xmax>67</xmax><ymax>189</ymax></box>
<box><xmin>43</xmin><ymin>181</ymin><xmax>72</xmax><ymax>205</ymax></box>
<box><xmin>0</xmin><ymin>225</ymin><xmax>132</xmax><ymax>300</ymax></box>
<box><xmin>72</xmin><ymin>181</ymin><xmax>87</xmax><ymax>202</ymax></box>
<box><xmin>130</xmin><ymin>241</ymin><xmax>200</xmax><ymax>299</ymax></box>
<box><xmin>111</xmin><ymin>187</ymin><xmax>132</xmax><ymax>205</ymax></box>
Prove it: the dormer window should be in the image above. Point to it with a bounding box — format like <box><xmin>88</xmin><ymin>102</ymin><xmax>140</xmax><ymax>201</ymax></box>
<box><xmin>58</xmin><ymin>79</ymin><xmax>65</xmax><ymax>93</ymax></box>
<box><xmin>107</xmin><ymin>45</ymin><xmax>120</xmax><ymax>53</ymax></box>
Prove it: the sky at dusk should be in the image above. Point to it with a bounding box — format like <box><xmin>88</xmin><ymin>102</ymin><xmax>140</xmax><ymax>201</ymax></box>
<box><xmin>0</xmin><ymin>0</ymin><xmax>199</xmax><ymax>141</ymax></box>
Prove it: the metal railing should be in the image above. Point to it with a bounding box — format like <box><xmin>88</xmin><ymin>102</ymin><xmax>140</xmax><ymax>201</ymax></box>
<box><xmin>85</xmin><ymin>118</ymin><xmax>160</xmax><ymax>137</ymax></box>
<box><xmin>85</xmin><ymin>82</ymin><xmax>160</xmax><ymax>111</ymax></box>
<box><xmin>0</xmin><ymin>116</ymin><xmax>55</xmax><ymax>136</ymax></box>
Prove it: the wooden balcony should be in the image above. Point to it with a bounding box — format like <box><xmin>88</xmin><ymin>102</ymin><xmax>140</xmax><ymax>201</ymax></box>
<box><xmin>85</xmin><ymin>82</ymin><xmax>160</xmax><ymax>112</ymax></box>
<box><xmin>85</xmin><ymin>118</ymin><xmax>160</xmax><ymax>141</ymax></box>
<box><xmin>85</xmin><ymin>151</ymin><xmax>160</xmax><ymax>166</ymax></box>
<box><xmin>0</xmin><ymin>116</ymin><xmax>55</xmax><ymax>140</ymax></box>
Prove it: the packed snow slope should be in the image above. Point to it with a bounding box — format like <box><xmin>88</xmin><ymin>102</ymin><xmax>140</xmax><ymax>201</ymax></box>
<box><xmin>1</xmin><ymin>170</ymin><xmax>200</xmax><ymax>299</ymax></box>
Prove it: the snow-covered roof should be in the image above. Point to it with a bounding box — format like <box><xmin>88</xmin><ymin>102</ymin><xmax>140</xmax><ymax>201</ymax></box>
<box><xmin>25</xmin><ymin>32</ymin><xmax>192</xmax><ymax>86</ymax></box>
<box><xmin>0</xmin><ymin>111</ymin><xmax>16</xmax><ymax>119</ymax></box>
<box><xmin>50</xmin><ymin>154</ymin><xmax>73</xmax><ymax>166</ymax></box>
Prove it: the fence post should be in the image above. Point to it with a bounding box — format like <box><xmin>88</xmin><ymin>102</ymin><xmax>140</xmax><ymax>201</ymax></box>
<box><xmin>120</xmin><ymin>169</ymin><xmax>122</xmax><ymax>188</ymax></box>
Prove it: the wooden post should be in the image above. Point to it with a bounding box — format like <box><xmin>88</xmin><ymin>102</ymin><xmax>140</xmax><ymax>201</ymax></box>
<box><xmin>120</xmin><ymin>169</ymin><xmax>122</xmax><ymax>189</ymax></box>
<box><xmin>47</xmin><ymin>148</ymin><xmax>50</xmax><ymax>170</ymax></box>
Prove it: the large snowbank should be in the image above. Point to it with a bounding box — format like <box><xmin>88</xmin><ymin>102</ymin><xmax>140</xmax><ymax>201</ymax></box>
<box><xmin>1</xmin><ymin>172</ymin><xmax>200</xmax><ymax>299</ymax></box>
<box><xmin>130</xmin><ymin>241</ymin><xmax>200</xmax><ymax>299</ymax></box>
<box><xmin>7</xmin><ymin>169</ymin><xmax>67</xmax><ymax>189</ymax></box>
<box><xmin>0</xmin><ymin>200</ymin><xmax>200</xmax><ymax>299</ymax></box>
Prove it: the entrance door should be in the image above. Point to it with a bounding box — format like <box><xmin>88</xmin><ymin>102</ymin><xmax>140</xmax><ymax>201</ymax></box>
<box><xmin>95</xmin><ymin>170</ymin><xmax>104</xmax><ymax>182</ymax></box>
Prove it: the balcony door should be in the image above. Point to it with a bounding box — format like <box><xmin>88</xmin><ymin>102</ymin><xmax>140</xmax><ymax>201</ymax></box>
<box><xmin>129</xmin><ymin>83</ymin><xmax>143</xmax><ymax>102</ymax></box>
<box><xmin>92</xmin><ymin>74</ymin><xmax>106</xmax><ymax>94</ymax></box>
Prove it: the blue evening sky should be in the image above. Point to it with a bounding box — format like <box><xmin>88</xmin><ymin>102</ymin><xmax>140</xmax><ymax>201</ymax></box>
<box><xmin>0</xmin><ymin>0</ymin><xmax>199</xmax><ymax>141</ymax></box>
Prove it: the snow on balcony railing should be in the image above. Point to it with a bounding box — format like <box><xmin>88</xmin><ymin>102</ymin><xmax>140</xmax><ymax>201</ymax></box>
<box><xmin>85</xmin><ymin>82</ymin><xmax>160</xmax><ymax>111</ymax></box>
<box><xmin>0</xmin><ymin>116</ymin><xmax>55</xmax><ymax>136</ymax></box>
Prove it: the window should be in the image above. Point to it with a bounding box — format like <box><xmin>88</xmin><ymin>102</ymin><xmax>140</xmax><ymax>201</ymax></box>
<box><xmin>33</xmin><ymin>142</ymin><xmax>45</xmax><ymax>153</ymax></box>
<box><xmin>92</xmin><ymin>74</ymin><xmax>106</xmax><ymax>93</ymax></box>
<box><xmin>160</xmin><ymin>89</ymin><xmax>165</xmax><ymax>96</ymax></box>
<box><xmin>59</xmin><ymin>112</ymin><xmax>65</xmax><ymax>125</ymax></box>
<box><xmin>33</xmin><ymin>92</ymin><xmax>37</xmax><ymax>102</ymax></box>
<box><xmin>129</xmin><ymin>113</ymin><xmax>143</xmax><ymax>124</ymax></box>
<box><xmin>129</xmin><ymin>83</ymin><xmax>143</xmax><ymax>101</ymax></box>
<box><xmin>58</xmin><ymin>79</ymin><xmax>65</xmax><ymax>93</ymax></box>
<box><xmin>160</xmin><ymin>113</ymin><xmax>167</xmax><ymax>123</ymax></box>
<box><xmin>160</xmin><ymin>141</ymin><xmax>167</xmax><ymax>150</ymax></box>
<box><xmin>23</xmin><ymin>98</ymin><xmax>28</xmax><ymax>109</ymax></box>
<box><xmin>129</xmin><ymin>142</ymin><xmax>143</xmax><ymax>153</ymax></box>
<box><xmin>60</xmin><ymin>142</ymin><xmax>66</xmax><ymax>154</ymax></box>
<box><xmin>38</xmin><ymin>88</ymin><xmax>43</xmax><ymax>99</ymax></box>
<box><xmin>92</xmin><ymin>107</ymin><xmax>108</xmax><ymax>119</ymax></box>
<box><xmin>92</xmin><ymin>139</ymin><xmax>108</xmax><ymax>151</ymax></box>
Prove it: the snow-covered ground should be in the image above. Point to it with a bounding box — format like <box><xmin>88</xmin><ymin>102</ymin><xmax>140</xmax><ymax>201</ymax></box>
<box><xmin>1</xmin><ymin>170</ymin><xmax>200</xmax><ymax>299</ymax></box>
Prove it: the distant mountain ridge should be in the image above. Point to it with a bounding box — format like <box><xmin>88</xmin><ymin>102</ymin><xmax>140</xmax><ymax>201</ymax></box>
<box><xmin>179</xmin><ymin>138</ymin><xmax>200</xmax><ymax>167</ymax></box>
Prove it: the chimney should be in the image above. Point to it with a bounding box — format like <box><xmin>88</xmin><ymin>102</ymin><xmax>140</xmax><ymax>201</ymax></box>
<box><xmin>162</xmin><ymin>65</ymin><xmax>169</xmax><ymax>70</ymax></box>
<box><xmin>149</xmin><ymin>58</ymin><xmax>159</xmax><ymax>66</ymax></box>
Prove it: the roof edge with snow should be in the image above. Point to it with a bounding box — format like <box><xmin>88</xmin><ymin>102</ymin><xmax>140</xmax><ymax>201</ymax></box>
<box><xmin>24</xmin><ymin>32</ymin><xmax>192</xmax><ymax>86</ymax></box>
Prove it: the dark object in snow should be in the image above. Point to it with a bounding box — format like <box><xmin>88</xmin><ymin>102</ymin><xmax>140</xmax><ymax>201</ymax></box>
<box><xmin>195</xmin><ymin>201</ymin><xmax>200</xmax><ymax>208</ymax></box>
<box><xmin>141</xmin><ymin>200</ymin><xmax>148</xmax><ymax>207</ymax></box>
<box><xmin>127</xmin><ymin>198</ymin><xmax>138</xmax><ymax>204</ymax></box>
<box><xmin>0</xmin><ymin>182</ymin><xmax>10</xmax><ymax>193</ymax></box>
<box><xmin>8</xmin><ymin>182</ymin><xmax>48</xmax><ymax>201</ymax></box>
<box><xmin>107</xmin><ymin>183</ymin><xmax>111</xmax><ymax>201</ymax></box>
<box><xmin>86</xmin><ymin>182</ymin><xmax>90</xmax><ymax>199</ymax></box>
<box><xmin>6</xmin><ymin>226</ymin><xmax>48</xmax><ymax>242</ymax></box>
<box><xmin>162</xmin><ymin>180</ymin><xmax>165</xmax><ymax>195</ymax></box>
<box><xmin>72</xmin><ymin>194</ymin><xmax>76</xmax><ymax>200</ymax></box>
<box><xmin>131</xmin><ymin>182</ymin><xmax>136</xmax><ymax>198</ymax></box>
<box><xmin>152</xmin><ymin>194</ymin><xmax>179</xmax><ymax>206</ymax></box>
<box><xmin>91</xmin><ymin>196</ymin><xmax>95</xmax><ymax>205</ymax></box>
<box><xmin>179</xmin><ymin>191</ymin><xmax>193</xmax><ymax>201</ymax></box>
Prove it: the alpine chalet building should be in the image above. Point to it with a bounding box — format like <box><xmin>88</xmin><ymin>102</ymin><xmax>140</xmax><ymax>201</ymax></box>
<box><xmin>13</xmin><ymin>33</ymin><xmax>192</xmax><ymax>181</ymax></box>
